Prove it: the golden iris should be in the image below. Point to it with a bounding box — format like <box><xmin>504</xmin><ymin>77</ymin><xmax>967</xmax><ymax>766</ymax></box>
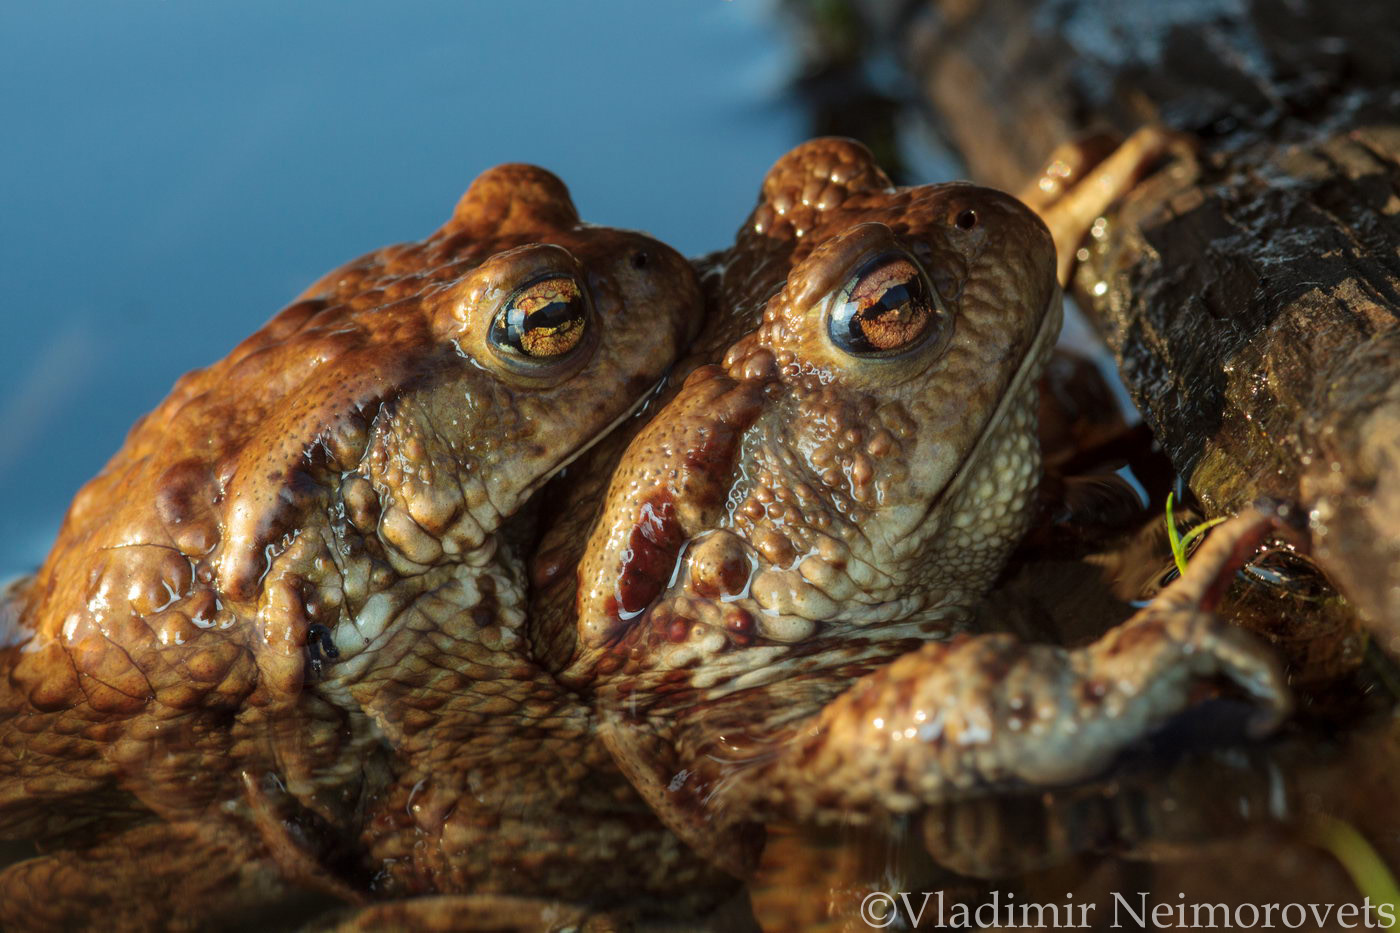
<box><xmin>491</xmin><ymin>275</ymin><xmax>588</xmax><ymax>359</ymax></box>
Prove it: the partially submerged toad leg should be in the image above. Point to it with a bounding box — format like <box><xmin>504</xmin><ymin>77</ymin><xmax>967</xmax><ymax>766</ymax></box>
<box><xmin>568</xmin><ymin>138</ymin><xmax>1287</xmax><ymax>857</ymax></box>
<box><xmin>720</xmin><ymin>510</ymin><xmax>1289</xmax><ymax>818</ymax></box>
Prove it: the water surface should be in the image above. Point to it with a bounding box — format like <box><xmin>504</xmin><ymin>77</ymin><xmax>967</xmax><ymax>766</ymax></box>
<box><xmin>0</xmin><ymin>0</ymin><xmax>803</xmax><ymax>572</ymax></box>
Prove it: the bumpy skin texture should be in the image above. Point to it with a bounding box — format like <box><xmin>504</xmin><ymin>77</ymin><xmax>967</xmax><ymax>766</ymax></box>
<box><xmin>0</xmin><ymin>165</ymin><xmax>716</xmax><ymax>925</ymax></box>
<box><xmin>566</xmin><ymin>139</ymin><xmax>1289</xmax><ymax>867</ymax></box>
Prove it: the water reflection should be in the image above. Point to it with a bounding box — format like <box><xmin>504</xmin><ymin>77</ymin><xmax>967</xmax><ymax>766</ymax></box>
<box><xmin>1</xmin><ymin>3</ymin><xmax>1391</xmax><ymax>930</ymax></box>
<box><xmin>746</xmin><ymin>715</ymin><xmax>1400</xmax><ymax>930</ymax></box>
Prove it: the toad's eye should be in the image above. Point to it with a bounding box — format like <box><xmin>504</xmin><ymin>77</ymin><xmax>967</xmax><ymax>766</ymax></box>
<box><xmin>490</xmin><ymin>274</ymin><xmax>589</xmax><ymax>360</ymax></box>
<box><xmin>828</xmin><ymin>253</ymin><xmax>946</xmax><ymax>358</ymax></box>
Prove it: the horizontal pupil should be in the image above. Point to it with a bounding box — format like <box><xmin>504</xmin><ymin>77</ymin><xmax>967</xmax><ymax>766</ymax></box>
<box><xmin>860</xmin><ymin>282</ymin><xmax>918</xmax><ymax>320</ymax></box>
<box><xmin>523</xmin><ymin>298</ymin><xmax>582</xmax><ymax>332</ymax></box>
<box><xmin>515</xmin><ymin>297</ymin><xmax>585</xmax><ymax>357</ymax></box>
<box><xmin>828</xmin><ymin>256</ymin><xmax>945</xmax><ymax>359</ymax></box>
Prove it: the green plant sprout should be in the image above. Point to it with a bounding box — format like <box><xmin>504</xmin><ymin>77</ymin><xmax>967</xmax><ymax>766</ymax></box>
<box><xmin>1306</xmin><ymin>814</ymin><xmax>1400</xmax><ymax>913</ymax></box>
<box><xmin>1165</xmin><ymin>491</ymin><xmax>1228</xmax><ymax>577</ymax></box>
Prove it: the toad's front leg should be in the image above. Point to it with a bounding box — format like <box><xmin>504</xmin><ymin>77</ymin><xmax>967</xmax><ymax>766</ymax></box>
<box><xmin>717</xmin><ymin>510</ymin><xmax>1289</xmax><ymax>821</ymax></box>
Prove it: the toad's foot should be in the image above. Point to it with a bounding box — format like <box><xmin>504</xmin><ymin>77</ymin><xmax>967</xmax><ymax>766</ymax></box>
<box><xmin>1017</xmin><ymin>126</ymin><xmax>1177</xmax><ymax>286</ymax></box>
<box><xmin>719</xmin><ymin>510</ymin><xmax>1289</xmax><ymax>820</ymax></box>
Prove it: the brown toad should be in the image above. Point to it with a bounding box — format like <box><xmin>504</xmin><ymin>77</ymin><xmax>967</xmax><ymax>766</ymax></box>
<box><xmin>0</xmin><ymin>164</ymin><xmax>716</xmax><ymax>929</ymax></box>
<box><xmin>563</xmin><ymin>138</ymin><xmax>1290</xmax><ymax>869</ymax></box>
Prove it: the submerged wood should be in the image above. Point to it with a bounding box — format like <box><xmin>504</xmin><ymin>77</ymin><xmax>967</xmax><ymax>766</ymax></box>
<box><xmin>866</xmin><ymin>0</ymin><xmax>1400</xmax><ymax>640</ymax></box>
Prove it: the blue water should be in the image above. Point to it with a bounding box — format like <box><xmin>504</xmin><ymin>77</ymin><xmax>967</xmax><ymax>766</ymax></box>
<box><xmin>0</xmin><ymin>1</ymin><xmax>804</xmax><ymax>572</ymax></box>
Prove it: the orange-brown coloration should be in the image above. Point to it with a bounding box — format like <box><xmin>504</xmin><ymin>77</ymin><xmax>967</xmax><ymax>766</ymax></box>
<box><xmin>559</xmin><ymin>138</ymin><xmax>1288</xmax><ymax>876</ymax></box>
<box><xmin>0</xmin><ymin>162</ymin><xmax>716</xmax><ymax>927</ymax></box>
<box><xmin>0</xmin><ymin>134</ymin><xmax>1290</xmax><ymax>927</ymax></box>
<box><xmin>574</xmin><ymin>141</ymin><xmax>1059</xmax><ymax>676</ymax></box>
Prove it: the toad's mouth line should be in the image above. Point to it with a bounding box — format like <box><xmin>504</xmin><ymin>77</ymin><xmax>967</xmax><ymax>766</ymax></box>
<box><xmin>922</xmin><ymin>285</ymin><xmax>1064</xmax><ymax>519</ymax></box>
<box><xmin>516</xmin><ymin>367</ymin><xmax>673</xmax><ymax>508</ymax></box>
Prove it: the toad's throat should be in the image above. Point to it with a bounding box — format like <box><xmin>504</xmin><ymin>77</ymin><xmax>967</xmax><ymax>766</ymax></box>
<box><xmin>916</xmin><ymin>286</ymin><xmax>1062</xmax><ymax>529</ymax></box>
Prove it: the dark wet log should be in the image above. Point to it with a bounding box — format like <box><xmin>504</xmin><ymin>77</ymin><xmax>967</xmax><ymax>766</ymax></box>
<box><xmin>867</xmin><ymin>0</ymin><xmax>1400</xmax><ymax>641</ymax></box>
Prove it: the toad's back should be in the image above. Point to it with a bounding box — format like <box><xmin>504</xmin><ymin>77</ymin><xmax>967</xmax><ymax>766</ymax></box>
<box><xmin>0</xmin><ymin>163</ymin><xmax>711</xmax><ymax>927</ymax></box>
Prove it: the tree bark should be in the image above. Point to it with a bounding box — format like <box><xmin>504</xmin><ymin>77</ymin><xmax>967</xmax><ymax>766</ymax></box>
<box><xmin>873</xmin><ymin>0</ymin><xmax>1400</xmax><ymax>640</ymax></box>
